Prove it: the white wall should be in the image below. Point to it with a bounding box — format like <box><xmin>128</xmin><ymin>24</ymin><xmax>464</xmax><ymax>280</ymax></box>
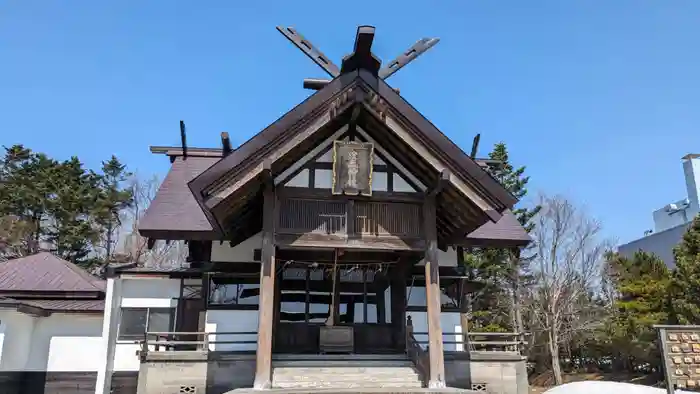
<box><xmin>205</xmin><ymin>310</ymin><xmax>258</xmax><ymax>352</ymax></box>
<box><xmin>684</xmin><ymin>156</ymin><xmax>700</xmax><ymax>214</ymax></box>
<box><xmin>0</xmin><ymin>310</ymin><xmax>35</xmax><ymax>371</ymax></box>
<box><xmin>407</xmin><ymin>311</ymin><xmax>463</xmax><ymax>352</ymax></box>
<box><xmin>113</xmin><ymin>277</ymin><xmax>181</xmax><ymax>371</ymax></box>
<box><xmin>0</xmin><ymin>309</ymin><xmax>103</xmax><ymax>372</ymax></box>
<box><xmin>211</xmin><ymin>234</ymin><xmax>261</xmax><ymax>262</ymax></box>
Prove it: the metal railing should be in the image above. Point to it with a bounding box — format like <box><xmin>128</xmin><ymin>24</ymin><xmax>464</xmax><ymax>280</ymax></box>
<box><xmin>410</xmin><ymin>330</ymin><xmax>526</xmax><ymax>353</ymax></box>
<box><xmin>140</xmin><ymin>331</ymin><xmax>257</xmax><ymax>355</ymax></box>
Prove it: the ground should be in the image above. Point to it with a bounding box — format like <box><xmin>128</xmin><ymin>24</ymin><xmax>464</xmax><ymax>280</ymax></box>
<box><xmin>529</xmin><ymin>372</ymin><xmax>660</xmax><ymax>394</ymax></box>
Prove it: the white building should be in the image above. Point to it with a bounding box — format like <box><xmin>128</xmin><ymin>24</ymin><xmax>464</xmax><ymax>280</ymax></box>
<box><xmin>0</xmin><ymin>253</ymin><xmax>106</xmax><ymax>394</ymax></box>
<box><xmin>619</xmin><ymin>154</ymin><xmax>700</xmax><ymax>266</ymax></box>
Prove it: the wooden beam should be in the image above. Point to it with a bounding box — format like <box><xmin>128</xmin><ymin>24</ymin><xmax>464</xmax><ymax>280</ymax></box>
<box><xmin>423</xmin><ymin>196</ymin><xmax>446</xmax><ymax>388</ymax></box>
<box><xmin>427</xmin><ymin>169</ymin><xmax>451</xmax><ymax>198</ymax></box>
<box><xmin>254</xmin><ymin>182</ymin><xmax>276</xmax><ymax>389</ymax></box>
<box><xmin>275</xmin><ymin>233</ymin><xmax>426</xmax><ymax>251</ymax></box>
<box><xmin>253</xmin><ymin>248</ymin><xmax>416</xmax><ymax>264</ymax></box>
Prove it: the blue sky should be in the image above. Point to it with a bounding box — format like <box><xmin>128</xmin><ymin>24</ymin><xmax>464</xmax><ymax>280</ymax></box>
<box><xmin>1</xmin><ymin>1</ymin><xmax>699</xmax><ymax>244</ymax></box>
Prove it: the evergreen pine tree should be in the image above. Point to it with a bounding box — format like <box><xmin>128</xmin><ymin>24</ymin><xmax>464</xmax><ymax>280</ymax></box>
<box><xmin>459</xmin><ymin>142</ymin><xmax>540</xmax><ymax>332</ymax></box>
<box><xmin>94</xmin><ymin>156</ymin><xmax>133</xmax><ymax>260</ymax></box>
<box><xmin>670</xmin><ymin>215</ymin><xmax>700</xmax><ymax>324</ymax></box>
<box><xmin>605</xmin><ymin>251</ymin><xmax>671</xmax><ymax>370</ymax></box>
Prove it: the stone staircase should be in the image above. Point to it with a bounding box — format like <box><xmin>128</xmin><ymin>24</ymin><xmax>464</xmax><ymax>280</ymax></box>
<box><xmin>271</xmin><ymin>354</ymin><xmax>424</xmax><ymax>390</ymax></box>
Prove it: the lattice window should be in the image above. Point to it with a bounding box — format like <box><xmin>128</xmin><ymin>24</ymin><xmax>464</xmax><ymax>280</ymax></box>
<box><xmin>182</xmin><ymin>284</ymin><xmax>202</xmax><ymax>299</ymax></box>
<box><xmin>278</xmin><ymin>198</ymin><xmax>347</xmax><ymax>234</ymax></box>
<box><xmin>355</xmin><ymin>201</ymin><xmax>422</xmax><ymax>237</ymax></box>
<box><xmin>179</xmin><ymin>386</ymin><xmax>196</xmax><ymax>394</ymax></box>
<box><xmin>471</xmin><ymin>383</ymin><xmax>488</xmax><ymax>392</ymax></box>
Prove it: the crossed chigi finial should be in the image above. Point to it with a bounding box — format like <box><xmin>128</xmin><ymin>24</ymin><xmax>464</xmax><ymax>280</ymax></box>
<box><xmin>276</xmin><ymin>25</ymin><xmax>439</xmax><ymax>90</ymax></box>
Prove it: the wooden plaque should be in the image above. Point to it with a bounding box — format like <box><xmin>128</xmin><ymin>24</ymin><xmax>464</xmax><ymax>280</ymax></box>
<box><xmin>332</xmin><ymin>141</ymin><xmax>374</xmax><ymax>196</ymax></box>
<box><xmin>656</xmin><ymin>325</ymin><xmax>700</xmax><ymax>393</ymax></box>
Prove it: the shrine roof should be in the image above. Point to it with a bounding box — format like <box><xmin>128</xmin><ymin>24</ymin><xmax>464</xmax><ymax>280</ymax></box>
<box><xmin>139</xmin><ymin>151</ymin><xmax>530</xmax><ymax>247</ymax></box>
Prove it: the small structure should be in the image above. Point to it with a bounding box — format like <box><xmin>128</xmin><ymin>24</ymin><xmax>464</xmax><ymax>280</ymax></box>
<box><xmin>619</xmin><ymin>154</ymin><xmax>700</xmax><ymax>267</ymax></box>
<box><xmin>0</xmin><ymin>252</ymin><xmax>106</xmax><ymax>394</ymax></box>
<box><xmin>656</xmin><ymin>325</ymin><xmax>700</xmax><ymax>393</ymax></box>
<box><xmin>97</xmin><ymin>25</ymin><xmax>532</xmax><ymax>394</ymax></box>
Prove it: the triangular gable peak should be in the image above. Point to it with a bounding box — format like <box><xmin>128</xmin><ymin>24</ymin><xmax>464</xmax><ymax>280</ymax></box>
<box><xmin>184</xmin><ymin>25</ymin><xmax>523</xmax><ymax>249</ymax></box>
<box><xmin>187</xmin><ymin>70</ymin><xmax>517</xmax><ymax>249</ymax></box>
<box><xmin>277</xmin><ymin>125</ymin><xmax>424</xmax><ymax>194</ymax></box>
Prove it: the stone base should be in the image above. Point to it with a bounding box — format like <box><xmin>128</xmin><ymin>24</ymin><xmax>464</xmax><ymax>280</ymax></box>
<box><xmin>444</xmin><ymin>352</ymin><xmax>529</xmax><ymax>394</ymax></box>
<box><xmin>226</xmin><ymin>388</ymin><xmax>477</xmax><ymax>394</ymax></box>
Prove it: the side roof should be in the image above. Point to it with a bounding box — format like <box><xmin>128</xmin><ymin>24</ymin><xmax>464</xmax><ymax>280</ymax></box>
<box><xmin>0</xmin><ymin>252</ymin><xmax>104</xmax><ymax>293</ymax></box>
<box><xmin>138</xmin><ymin>156</ymin><xmax>219</xmax><ymax>239</ymax></box>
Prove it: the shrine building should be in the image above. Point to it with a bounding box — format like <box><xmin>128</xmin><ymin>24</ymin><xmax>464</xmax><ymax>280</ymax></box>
<box><xmin>95</xmin><ymin>25</ymin><xmax>532</xmax><ymax>394</ymax></box>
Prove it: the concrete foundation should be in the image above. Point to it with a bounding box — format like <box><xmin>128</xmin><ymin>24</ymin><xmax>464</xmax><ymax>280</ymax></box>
<box><xmin>135</xmin><ymin>352</ymin><xmax>526</xmax><ymax>394</ymax></box>
<box><xmin>444</xmin><ymin>352</ymin><xmax>528</xmax><ymax>394</ymax></box>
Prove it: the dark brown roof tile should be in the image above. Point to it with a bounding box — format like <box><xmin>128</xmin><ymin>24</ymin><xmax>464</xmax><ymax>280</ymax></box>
<box><xmin>465</xmin><ymin>210</ymin><xmax>531</xmax><ymax>247</ymax></box>
<box><xmin>0</xmin><ymin>252</ymin><xmax>105</xmax><ymax>292</ymax></box>
<box><xmin>138</xmin><ymin>156</ymin><xmax>219</xmax><ymax>234</ymax></box>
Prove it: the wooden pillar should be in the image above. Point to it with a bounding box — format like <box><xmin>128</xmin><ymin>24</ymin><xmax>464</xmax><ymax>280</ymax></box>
<box><xmin>254</xmin><ymin>180</ymin><xmax>276</xmax><ymax>389</ymax></box>
<box><xmin>347</xmin><ymin>301</ymin><xmax>356</xmax><ymax>323</ymax></box>
<box><xmin>456</xmin><ymin>245</ymin><xmax>469</xmax><ymax>351</ymax></box>
<box><xmin>377</xmin><ymin>287</ymin><xmax>386</xmax><ymax>324</ymax></box>
<box><xmin>391</xmin><ymin>263</ymin><xmax>407</xmax><ymax>349</ymax></box>
<box><xmin>332</xmin><ymin>266</ymin><xmax>341</xmax><ymax>325</ymax></box>
<box><xmin>424</xmin><ymin>196</ymin><xmax>446</xmax><ymax>388</ymax></box>
<box><xmin>185</xmin><ymin>240</ymin><xmax>212</xmax><ymax>336</ymax></box>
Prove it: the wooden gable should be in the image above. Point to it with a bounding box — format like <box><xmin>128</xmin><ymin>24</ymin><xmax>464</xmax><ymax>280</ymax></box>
<box><xmin>187</xmin><ymin>70</ymin><xmax>519</xmax><ymax>248</ymax></box>
<box><xmin>278</xmin><ymin>125</ymin><xmax>422</xmax><ymax>194</ymax></box>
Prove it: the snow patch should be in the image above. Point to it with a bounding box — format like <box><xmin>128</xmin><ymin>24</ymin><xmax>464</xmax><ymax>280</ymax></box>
<box><xmin>544</xmin><ymin>381</ymin><xmax>691</xmax><ymax>394</ymax></box>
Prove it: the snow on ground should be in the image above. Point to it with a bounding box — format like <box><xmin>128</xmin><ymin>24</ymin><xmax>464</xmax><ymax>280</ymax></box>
<box><xmin>543</xmin><ymin>381</ymin><xmax>692</xmax><ymax>394</ymax></box>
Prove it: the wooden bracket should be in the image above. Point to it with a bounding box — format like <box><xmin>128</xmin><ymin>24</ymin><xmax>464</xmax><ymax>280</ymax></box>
<box><xmin>427</xmin><ymin>169</ymin><xmax>451</xmax><ymax>197</ymax></box>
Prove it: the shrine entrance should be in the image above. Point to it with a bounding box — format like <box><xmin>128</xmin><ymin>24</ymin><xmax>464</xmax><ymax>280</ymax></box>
<box><xmin>271</xmin><ymin>249</ymin><xmax>413</xmax><ymax>354</ymax></box>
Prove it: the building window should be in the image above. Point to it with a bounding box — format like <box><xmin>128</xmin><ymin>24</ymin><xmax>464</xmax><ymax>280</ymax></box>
<box><xmin>209</xmin><ymin>283</ymin><xmax>260</xmax><ymax>306</ymax></box>
<box><xmin>405</xmin><ymin>276</ymin><xmax>464</xmax><ymax>312</ymax></box>
<box><xmin>118</xmin><ymin>308</ymin><xmax>175</xmax><ymax>340</ymax></box>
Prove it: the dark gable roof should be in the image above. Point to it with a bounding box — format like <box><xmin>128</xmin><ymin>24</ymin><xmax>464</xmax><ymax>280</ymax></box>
<box><xmin>138</xmin><ymin>156</ymin><xmax>219</xmax><ymax>238</ymax></box>
<box><xmin>464</xmin><ymin>210</ymin><xmax>531</xmax><ymax>247</ymax></box>
<box><xmin>0</xmin><ymin>253</ymin><xmax>105</xmax><ymax>313</ymax></box>
<box><xmin>189</xmin><ymin>70</ymin><xmax>517</xmax><ymax>212</ymax></box>
<box><xmin>0</xmin><ymin>252</ymin><xmax>104</xmax><ymax>293</ymax></box>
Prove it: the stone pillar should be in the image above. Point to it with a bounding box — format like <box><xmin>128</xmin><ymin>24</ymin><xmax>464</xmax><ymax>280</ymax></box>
<box><xmin>254</xmin><ymin>180</ymin><xmax>276</xmax><ymax>389</ymax></box>
<box><xmin>424</xmin><ymin>197</ymin><xmax>446</xmax><ymax>388</ymax></box>
<box><xmin>95</xmin><ymin>277</ymin><xmax>123</xmax><ymax>394</ymax></box>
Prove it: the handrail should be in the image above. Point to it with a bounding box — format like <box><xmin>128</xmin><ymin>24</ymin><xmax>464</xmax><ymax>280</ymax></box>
<box><xmin>139</xmin><ymin>331</ymin><xmax>258</xmax><ymax>357</ymax></box>
<box><xmin>405</xmin><ymin>317</ymin><xmax>429</xmax><ymax>384</ymax></box>
<box><xmin>411</xmin><ymin>331</ymin><xmax>527</xmax><ymax>353</ymax></box>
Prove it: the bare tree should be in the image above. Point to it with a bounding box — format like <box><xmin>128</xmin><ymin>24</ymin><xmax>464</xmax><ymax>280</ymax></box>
<box><xmin>526</xmin><ymin>194</ymin><xmax>611</xmax><ymax>385</ymax></box>
<box><xmin>0</xmin><ymin>215</ymin><xmax>37</xmax><ymax>261</ymax></box>
<box><xmin>116</xmin><ymin>174</ymin><xmax>187</xmax><ymax>268</ymax></box>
